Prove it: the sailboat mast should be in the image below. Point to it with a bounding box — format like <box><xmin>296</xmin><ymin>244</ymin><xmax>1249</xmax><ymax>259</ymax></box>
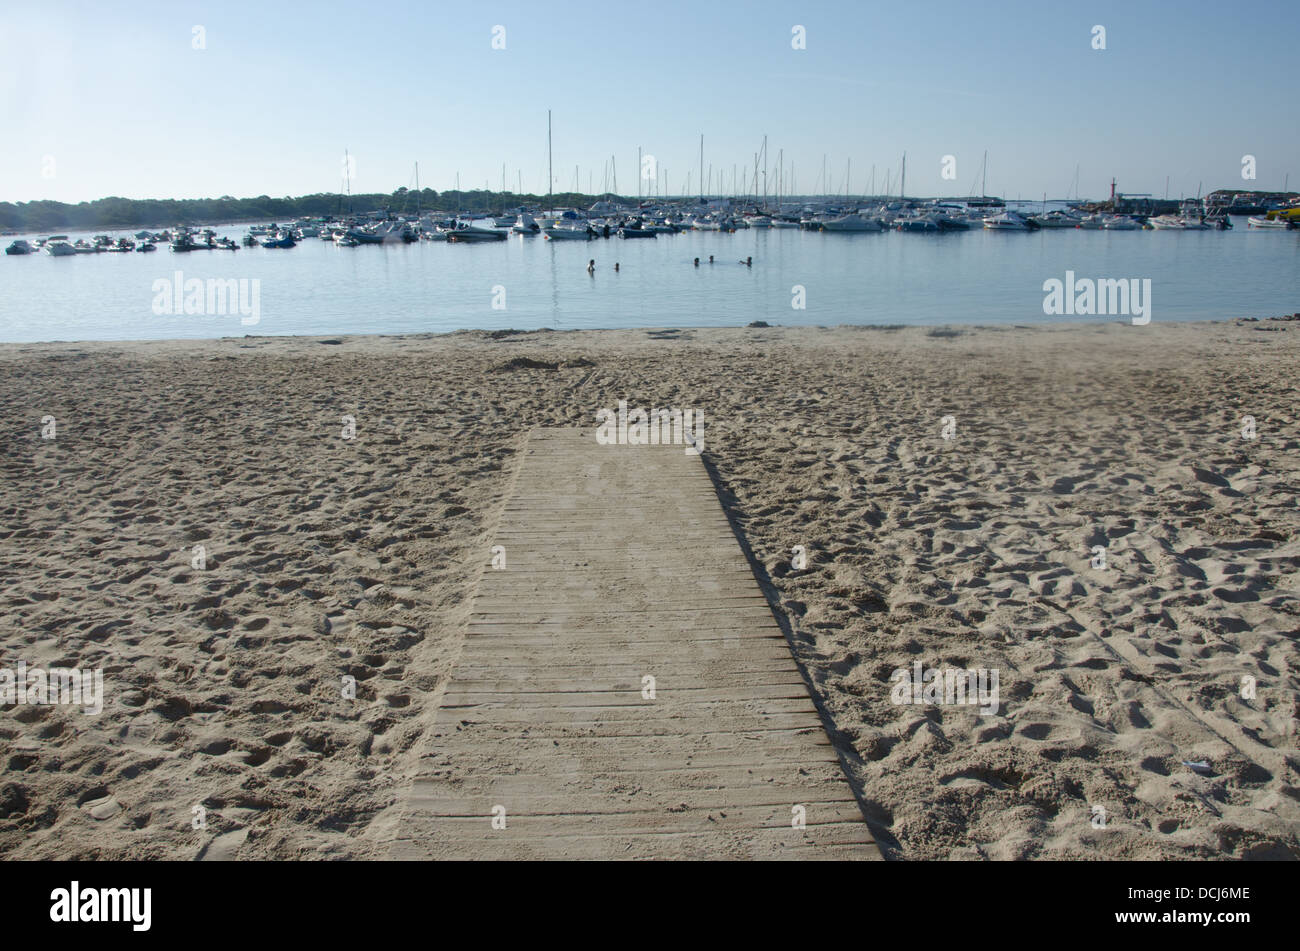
<box><xmin>981</xmin><ymin>150</ymin><xmax>988</xmax><ymax>198</ymax></box>
<box><xmin>900</xmin><ymin>152</ymin><xmax>906</xmax><ymax>199</ymax></box>
<box><xmin>547</xmin><ymin>110</ymin><xmax>553</xmax><ymax>205</ymax></box>
<box><xmin>777</xmin><ymin>148</ymin><xmax>782</xmax><ymax>210</ymax></box>
<box><xmin>699</xmin><ymin>134</ymin><xmax>704</xmax><ymax>202</ymax></box>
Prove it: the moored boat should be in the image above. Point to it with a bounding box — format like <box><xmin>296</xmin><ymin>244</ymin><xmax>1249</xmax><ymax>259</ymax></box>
<box><xmin>821</xmin><ymin>213</ymin><xmax>883</xmax><ymax>232</ymax></box>
<box><xmin>1030</xmin><ymin>210</ymin><xmax>1081</xmax><ymax>228</ymax></box>
<box><xmin>982</xmin><ymin>211</ymin><xmax>1032</xmax><ymax>230</ymax></box>
<box><xmin>1149</xmin><ymin>214</ymin><xmax>1210</xmax><ymax>230</ymax></box>
<box><xmin>448</xmin><ymin>219</ymin><xmax>509</xmax><ymax>242</ymax></box>
<box><xmin>542</xmin><ymin>223</ymin><xmax>593</xmax><ymax>240</ymax></box>
<box><xmin>1101</xmin><ymin>215</ymin><xmax>1140</xmax><ymax>230</ymax></box>
<box><xmin>1247</xmin><ymin>215</ymin><xmax>1289</xmax><ymax>229</ymax></box>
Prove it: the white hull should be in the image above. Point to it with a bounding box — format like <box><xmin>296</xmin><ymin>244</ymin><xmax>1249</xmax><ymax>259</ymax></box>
<box><xmin>1150</xmin><ymin>215</ymin><xmax>1210</xmax><ymax>230</ymax></box>
<box><xmin>983</xmin><ymin>212</ymin><xmax>1031</xmax><ymax>231</ymax></box>
<box><xmin>1030</xmin><ymin>214</ymin><xmax>1080</xmax><ymax>228</ymax></box>
<box><xmin>543</xmin><ymin>227</ymin><xmax>592</xmax><ymax>240</ymax></box>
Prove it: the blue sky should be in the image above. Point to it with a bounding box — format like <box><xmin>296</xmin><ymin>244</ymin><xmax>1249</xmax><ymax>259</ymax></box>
<box><xmin>3</xmin><ymin>0</ymin><xmax>1297</xmax><ymax>203</ymax></box>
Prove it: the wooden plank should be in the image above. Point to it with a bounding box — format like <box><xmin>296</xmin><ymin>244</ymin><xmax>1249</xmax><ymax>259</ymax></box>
<box><xmin>392</xmin><ymin>427</ymin><xmax>879</xmax><ymax>860</ymax></box>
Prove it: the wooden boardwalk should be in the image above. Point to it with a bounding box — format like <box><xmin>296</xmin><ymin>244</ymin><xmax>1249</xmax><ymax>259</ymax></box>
<box><xmin>391</xmin><ymin>427</ymin><xmax>880</xmax><ymax>859</ymax></box>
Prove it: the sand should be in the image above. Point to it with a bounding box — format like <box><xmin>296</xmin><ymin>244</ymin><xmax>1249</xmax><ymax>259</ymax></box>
<box><xmin>0</xmin><ymin>318</ymin><xmax>1296</xmax><ymax>860</ymax></box>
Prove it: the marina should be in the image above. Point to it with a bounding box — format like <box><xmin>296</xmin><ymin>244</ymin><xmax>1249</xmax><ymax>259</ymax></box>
<box><xmin>3</xmin><ymin>194</ymin><xmax>1297</xmax><ymax>343</ymax></box>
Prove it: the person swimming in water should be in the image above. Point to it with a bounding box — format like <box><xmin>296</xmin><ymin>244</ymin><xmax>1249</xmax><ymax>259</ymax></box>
<box><xmin>693</xmin><ymin>257</ymin><xmax>699</xmax><ymax>267</ymax></box>
<box><xmin>587</xmin><ymin>259</ymin><xmax>595</xmax><ymax>274</ymax></box>
<box><xmin>740</xmin><ymin>256</ymin><xmax>752</xmax><ymax>267</ymax></box>
<box><xmin>708</xmin><ymin>255</ymin><xmax>714</xmax><ymax>264</ymax></box>
<box><xmin>614</xmin><ymin>262</ymin><xmax>620</xmax><ymax>272</ymax></box>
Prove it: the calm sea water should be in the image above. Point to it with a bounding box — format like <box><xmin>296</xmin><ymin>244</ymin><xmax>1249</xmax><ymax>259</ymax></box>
<box><xmin>2</xmin><ymin>216</ymin><xmax>1297</xmax><ymax>342</ymax></box>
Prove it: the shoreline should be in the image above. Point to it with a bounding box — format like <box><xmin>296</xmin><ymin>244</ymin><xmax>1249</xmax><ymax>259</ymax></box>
<box><xmin>2</xmin><ymin>319</ymin><xmax>1296</xmax><ymax>859</ymax></box>
<box><xmin>2</xmin><ymin>313</ymin><xmax>1297</xmax><ymax>353</ymax></box>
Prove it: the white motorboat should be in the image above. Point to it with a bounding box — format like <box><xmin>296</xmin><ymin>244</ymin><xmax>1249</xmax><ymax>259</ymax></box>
<box><xmin>543</xmin><ymin>223</ymin><xmax>593</xmax><ymax>240</ymax></box>
<box><xmin>447</xmin><ymin>218</ymin><xmax>508</xmax><ymax>242</ymax></box>
<box><xmin>45</xmin><ymin>239</ymin><xmax>77</xmax><ymax>256</ymax></box>
<box><xmin>894</xmin><ymin>213</ymin><xmax>940</xmax><ymax>232</ymax></box>
<box><xmin>1101</xmin><ymin>215</ymin><xmax>1140</xmax><ymax>230</ymax></box>
<box><xmin>1149</xmin><ymin>214</ymin><xmax>1210</xmax><ymax>230</ymax></box>
<box><xmin>512</xmin><ymin>213</ymin><xmax>540</xmax><ymax>234</ymax></box>
<box><xmin>1247</xmin><ymin>215</ymin><xmax>1288</xmax><ymax>229</ymax></box>
<box><xmin>5</xmin><ymin>239</ymin><xmax>34</xmax><ymax>255</ymax></box>
<box><xmin>982</xmin><ymin>211</ymin><xmax>1032</xmax><ymax>230</ymax></box>
<box><xmin>1030</xmin><ymin>210</ymin><xmax>1082</xmax><ymax>228</ymax></box>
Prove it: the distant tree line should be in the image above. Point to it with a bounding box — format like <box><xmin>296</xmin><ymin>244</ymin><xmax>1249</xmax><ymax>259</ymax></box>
<box><xmin>0</xmin><ymin>188</ymin><xmax>630</xmax><ymax>232</ymax></box>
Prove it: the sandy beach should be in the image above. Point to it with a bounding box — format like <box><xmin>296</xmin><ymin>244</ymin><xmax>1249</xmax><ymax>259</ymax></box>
<box><xmin>1</xmin><ymin>317</ymin><xmax>1296</xmax><ymax>860</ymax></box>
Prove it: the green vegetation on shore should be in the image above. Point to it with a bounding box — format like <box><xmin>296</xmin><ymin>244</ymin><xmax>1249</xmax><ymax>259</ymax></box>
<box><xmin>0</xmin><ymin>189</ymin><xmax>625</xmax><ymax>232</ymax></box>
